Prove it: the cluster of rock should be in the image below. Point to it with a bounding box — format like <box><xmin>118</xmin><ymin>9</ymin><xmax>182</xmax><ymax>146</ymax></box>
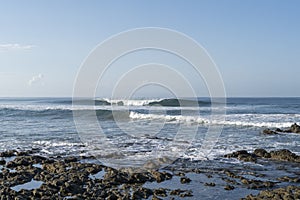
<box><xmin>263</xmin><ymin>123</ymin><xmax>300</xmax><ymax>135</ymax></box>
<box><xmin>224</xmin><ymin>149</ymin><xmax>300</xmax><ymax>163</ymax></box>
<box><xmin>222</xmin><ymin>170</ymin><xmax>276</xmax><ymax>190</ymax></box>
<box><xmin>0</xmin><ymin>150</ymin><xmax>194</xmax><ymax>200</ymax></box>
<box><xmin>242</xmin><ymin>185</ymin><xmax>300</xmax><ymax>200</ymax></box>
<box><xmin>1</xmin><ymin>146</ymin><xmax>299</xmax><ymax>199</ymax></box>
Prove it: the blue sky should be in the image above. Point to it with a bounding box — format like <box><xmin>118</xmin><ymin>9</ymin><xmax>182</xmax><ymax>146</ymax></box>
<box><xmin>0</xmin><ymin>0</ymin><xmax>299</xmax><ymax>97</ymax></box>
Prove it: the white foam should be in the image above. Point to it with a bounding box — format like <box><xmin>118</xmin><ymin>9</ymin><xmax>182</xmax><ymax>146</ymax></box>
<box><xmin>129</xmin><ymin>111</ymin><xmax>207</xmax><ymax>124</ymax></box>
<box><xmin>33</xmin><ymin>141</ymin><xmax>82</xmax><ymax>147</ymax></box>
<box><xmin>129</xmin><ymin>112</ymin><xmax>300</xmax><ymax>128</ymax></box>
<box><xmin>102</xmin><ymin>98</ymin><xmax>164</xmax><ymax>106</ymax></box>
<box><xmin>0</xmin><ymin>104</ymin><xmax>113</xmax><ymax>111</ymax></box>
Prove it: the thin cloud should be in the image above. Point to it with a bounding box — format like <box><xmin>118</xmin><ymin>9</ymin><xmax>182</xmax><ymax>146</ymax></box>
<box><xmin>28</xmin><ymin>74</ymin><xmax>44</xmax><ymax>86</ymax></box>
<box><xmin>0</xmin><ymin>43</ymin><xmax>35</xmax><ymax>51</ymax></box>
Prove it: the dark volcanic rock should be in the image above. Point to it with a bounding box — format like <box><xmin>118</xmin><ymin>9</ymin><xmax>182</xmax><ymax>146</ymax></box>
<box><xmin>262</xmin><ymin>128</ymin><xmax>278</xmax><ymax>135</ymax></box>
<box><xmin>204</xmin><ymin>182</ymin><xmax>216</xmax><ymax>187</ymax></box>
<box><xmin>64</xmin><ymin>156</ymin><xmax>77</xmax><ymax>163</ymax></box>
<box><xmin>269</xmin><ymin>149</ymin><xmax>300</xmax><ymax>162</ymax></box>
<box><xmin>283</xmin><ymin>123</ymin><xmax>300</xmax><ymax>133</ymax></box>
<box><xmin>224</xmin><ymin>185</ymin><xmax>235</xmax><ymax>190</ymax></box>
<box><xmin>277</xmin><ymin>176</ymin><xmax>300</xmax><ymax>183</ymax></box>
<box><xmin>129</xmin><ymin>172</ymin><xmax>154</xmax><ymax>183</ymax></box>
<box><xmin>154</xmin><ymin>188</ymin><xmax>168</xmax><ymax>197</ymax></box>
<box><xmin>242</xmin><ymin>185</ymin><xmax>300</xmax><ymax>200</ymax></box>
<box><xmin>275</xmin><ymin>128</ymin><xmax>283</xmax><ymax>132</ymax></box>
<box><xmin>226</xmin><ymin>149</ymin><xmax>300</xmax><ymax>163</ymax></box>
<box><xmin>253</xmin><ymin>148</ymin><xmax>271</xmax><ymax>158</ymax></box>
<box><xmin>224</xmin><ymin>150</ymin><xmax>257</xmax><ymax>162</ymax></box>
<box><xmin>241</xmin><ymin>178</ymin><xmax>276</xmax><ymax>189</ymax></box>
<box><xmin>263</xmin><ymin>123</ymin><xmax>300</xmax><ymax>135</ymax></box>
<box><xmin>6</xmin><ymin>157</ymin><xmax>30</xmax><ymax>168</ymax></box>
<box><xmin>150</xmin><ymin>171</ymin><xmax>172</xmax><ymax>183</ymax></box>
<box><xmin>6</xmin><ymin>155</ymin><xmax>47</xmax><ymax>168</ymax></box>
<box><xmin>0</xmin><ymin>159</ymin><xmax>6</xmax><ymax>165</ymax></box>
<box><xmin>42</xmin><ymin>161</ymin><xmax>66</xmax><ymax>174</ymax></box>
<box><xmin>132</xmin><ymin>187</ymin><xmax>153</xmax><ymax>199</ymax></box>
<box><xmin>0</xmin><ymin>150</ymin><xmax>16</xmax><ymax>157</ymax></box>
<box><xmin>291</xmin><ymin>123</ymin><xmax>300</xmax><ymax>133</ymax></box>
<box><xmin>170</xmin><ymin>189</ymin><xmax>193</xmax><ymax>197</ymax></box>
<box><xmin>180</xmin><ymin>176</ymin><xmax>191</xmax><ymax>184</ymax></box>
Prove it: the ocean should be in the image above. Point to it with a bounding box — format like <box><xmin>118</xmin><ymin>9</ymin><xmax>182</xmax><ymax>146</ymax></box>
<box><xmin>0</xmin><ymin>97</ymin><xmax>300</xmax><ymax>168</ymax></box>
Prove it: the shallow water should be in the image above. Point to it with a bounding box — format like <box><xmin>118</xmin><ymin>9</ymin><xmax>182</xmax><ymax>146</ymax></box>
<box><xmin>11</xmin><ymin>179</ymin><xmax>44</xmax><ymax>192</ymax></box>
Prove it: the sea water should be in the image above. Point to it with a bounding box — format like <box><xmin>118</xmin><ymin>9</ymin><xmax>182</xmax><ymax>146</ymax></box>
<box><xmin>0</xmin><ymin>97</ymin><xmax>299</xmax><ymax>166</ymax></box>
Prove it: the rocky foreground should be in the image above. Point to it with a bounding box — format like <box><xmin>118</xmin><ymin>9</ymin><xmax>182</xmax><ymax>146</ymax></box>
<box><xmin>0</xmin><ymin>148</ymin><xmax>299</xmax><ymax>200</ymax></box>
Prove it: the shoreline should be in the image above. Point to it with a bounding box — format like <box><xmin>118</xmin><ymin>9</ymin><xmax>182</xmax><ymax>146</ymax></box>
<box><xmin>0</xmin><ymin>147</ymin><xmax>299</xmax><ymax>200</ymax></box>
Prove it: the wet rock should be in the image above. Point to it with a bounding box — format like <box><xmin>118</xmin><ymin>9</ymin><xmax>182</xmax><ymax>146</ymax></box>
<box><xmin>262</xmin><ymin>128</ymin><xmax>278</xmax><ymax>135</ymax></box>
<box><xmin>2</xmin><ymin>169</ymin><xmax>35</xmax><ymax>187</ymax></box>
<box><xmin>0</xmin><ymin>159</ymin><xmax>5</xmax><ymax>165</ymax></box>
<box><xmin>266</xmin><ymin>123</ymin><xmax>300</xmax><ymax>134</ymax></box>
<box><xmin>6</xmin><ymin>155</ymin><xmax>47</xmax><ymax>169</ymax></box>
<box><xmin>152</xmin><ymin>196</ymin><xmax>163</xmax><ymax>200</ymax></box>
<box><xmin>290</xmin><ymin>123</ymin><xmax>300</xmax><ymax>133</ymax></box>
<box><xmin>240</xmin><ymin>178</ymin><xmax>250</xmax><ymax>185</ymax></box>
<box><xmin>61</xmin><ymin>181</ymin><xmax>84</xmax><ymax>196</ymax></box>
<box><xmin>260</xmin><ymin>123</ymin><xmax>300</xmax><ymax>136</ymax></box>
<box><xmin>150</xmin><ymin>171</ymin><xmax>172</xmax><ymax>183</ymax></box>
<box><xmin>283</xmin><ymin>123</ymin><xmax>300</xmax><ymax>133</ymax></box>
<box><xmin>222</xmin><ymin>177</ymin><xmax>238</xmax><ymax>185</ymax></box>
<box><xmin>242</xmin><ymin>185</ymin><xmax>300</xmax><ymax>200</ymax></box>
<box><xmin>129</xmin><ymin>172</ymin><xmax>154</xmax><ymax>183</ymax></box>
<box><xmin>174</xmin><ymin>172</ymin><xmax>185</xmax><ymax>177</ymax></box>
<box><xmin>170</xmin><ymin>189</ymin><xmax>193</xmax><ymax>197</ymax></box>
<box><xmin>132</xmin><ymin>187</ymin><xmax>153</xmax><ymax>199</ymax></box>
<box><xmin>6</xmin><ymin>157</ymin><xmax>30</xmax><ymax>168</ymax></box>
<box><xmin>179</xmin><ymin>190</ymin><xmax>193</xmax><ymax>197</ymax></box>
<box><xmin>224</xmin><ymin>185</ymin><xmax>235</xmax><ymax>190</ymax></box>
<box><xmin>0</xmin><ymin>150</ymin><xmax>16</xmax><ymax>157</ymax></box>
<box><xmin>226</xmin><ymin>149</ymin><xmax>300</xmax><ymax>163</ymax></box>
<box><xmin>224</xmin><ymin>170</ymin><xmax>240</xmax><ymax>179</ymax></box>
<box><xmin>238</xmin><ymin>154</ymin><xmax>257</xmax><ymax>162</ymax></box>
<box><xmin>224</xmin><ymin>150</ymin><xmax>257</xmax><ymax>162</ymax></box>
<box><xmin>253</xmin><ymin>148</ymin><xmax>271</xmax><ymax>158</ymax></box>
<box><xmin>151</xmin><ymin>171</ymin><xmax>163</xmax><ymax>182</ymax></box>
<box><xmin>277</xmin><ymin>176</ymin><xmax>300</xmax><ymax>183</ymax></box>
<box><xmin>204</xmin><ymin>182</ymin><xmax>216</xmax><ymax>187</ymax></box>
<box><xmin>154</xmin><ymin>188</ymin><xmax>167</xmax><ymax>197</ymax></box>
<box><xmin>275</xmin><ymin>128</ymin><xmax>283</xmax><ymax>132</ymax></box>
<box><xmin>241</xmin><ymin>177</ymin><xmax>276</xmax><ymax>189</ymax></box>
<box><xmin>0</xmin><ymin>186</ymin><xmax>17</xmax><ymax>196</ymax></box>
<box><xmin>64</xmin><ymin>156</ymin><xmax>78</xmax><ymax>163</ymax></box>
<box><xmin>170</xmin><ymin>189</ymin><xmax>185</xmax><ymax>195</ymax></box>
<box><xmin>180</xmin><ymin>176</ymin><xmax>191</xmax><ymax>184</ymax></box>
<box><xmin>269</xmin><ymin>149</ymin><xmax>300</xmax><ymax>162</ymax></box>
<box><xmin>16</xmin><ymin>150</ymin><xmax>33</xmax><ymax>156</ymax></box>
<box><xmin>85</xmin><ymin>164</ymin><xmax>102</xmax><ymax>174</ymax></box>
<box><xmin>102</xmin><ymin>167</ymin><xmax>133</xmax><ymax>186</ymax></box>
<box><xmin>42</xmin><ymin>161</ymin><xmax>66</xmax><ymax>174</ymax></box>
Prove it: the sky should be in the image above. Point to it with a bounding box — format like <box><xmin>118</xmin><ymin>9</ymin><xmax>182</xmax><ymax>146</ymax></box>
<box><xmin>0</xmin><ymin>0</ymin><xmax>299</xmax><ymax>97</ymax></box>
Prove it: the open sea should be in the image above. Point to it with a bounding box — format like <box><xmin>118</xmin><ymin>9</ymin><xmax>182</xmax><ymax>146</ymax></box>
<box><xmin>0</xmin><ymin>97</ymin><xmax>299</xmax><ymax>168</ymax></box>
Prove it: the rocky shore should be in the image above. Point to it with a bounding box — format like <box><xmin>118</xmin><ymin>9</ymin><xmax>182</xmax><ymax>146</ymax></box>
<box><xmin>0</xmin><ymin>123</ymin><xmax>299</xmax><ymax>199</ymax></box>
<box><xmin>0</xmin><ymin>147</ymin><xmax>299</xmax><ymax>200</ymax></box>
<box><xmin>0</xmin><ymin>149</ymin><xmax>192</xmax><ymax>200</ymax></box>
